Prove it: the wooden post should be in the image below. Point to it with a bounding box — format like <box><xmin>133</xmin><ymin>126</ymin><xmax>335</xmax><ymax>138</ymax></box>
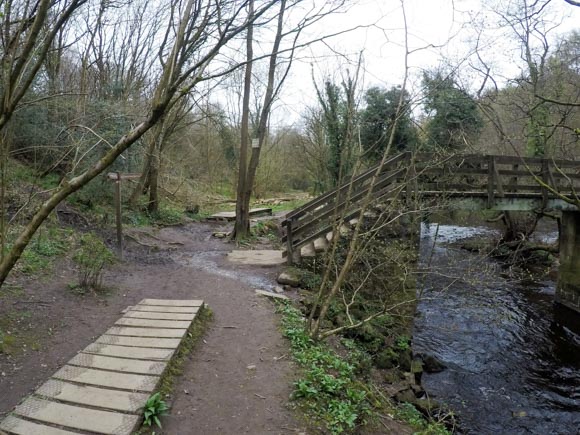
<box><xmin>286</xmin><ymin>219</ymin><xmax>294</xmax><ymax>265</ymax></box>
<box><xmin>114</xmin><ymin>172</ymin><xmax>123</xmax><ymax>259</ymax></box>
<box><xmin>511</xmin><ymin>164</ymin><xmax>518</xmax><ymax>193</ymax></box>
<box><xmin>487</xmin><ymin>156</ymin><xmax>495</xmax><ymax>208</ymax></box>
<box><xmin>541</xmin><ymin>160</ymin><xmax>550</xmax><ymax>208</ymax></box>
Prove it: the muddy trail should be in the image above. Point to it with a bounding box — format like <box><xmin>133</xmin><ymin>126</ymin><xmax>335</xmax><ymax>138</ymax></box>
<box><xmin>0</xmin><ymin>221</ymin><xmax>304</xmax><ymax>434</ymax></box>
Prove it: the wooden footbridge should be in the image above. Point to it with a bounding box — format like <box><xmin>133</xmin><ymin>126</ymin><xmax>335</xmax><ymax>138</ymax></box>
<box><xmin>281</xmin><ymin>152</ymin><xmax>580</xmax><ymax>313</ymax></box>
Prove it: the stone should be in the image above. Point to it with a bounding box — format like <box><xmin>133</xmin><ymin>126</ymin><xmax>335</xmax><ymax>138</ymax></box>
<box><xmin>313</xmin><ymin>237</ymin><xmax>328</xmax><ymax>252</ymax></box>
<box><xmin>277</xmin><ymin>271</ymin><xmax>301</xmax><ymax>287</ymax></box>
<box><xmin>36</xmin><ymin>379</ymin><xmax>149</xmax><ymax>413</ymax></box>
<box><xmin>68</xmin><ymin>353</ymin><xmax>167</xmax><ymax>375</ymax></box>
<box><xmin>227</xmin><ymin>250</ymin><xmax>286</xmax><ymax>266</ymax></box>
<box><xmin>274</xmin><ymin>286</ymin><xmax>285</xmax><ymax>294</ymax></box>
<box><xmin>212</xmin><ymin>231</ymin><xmax>229</xmax><ymax>238</ymax></box>
<box><xmin>300</xmin><ymin>243</ymin><xmax>316</xmax><ymax>257</ymax></box>
<box><xmin>96</xmin><ymin>335</ymin><xmax>181</xmax><ymax>349</ymax></box>
<box><xmin>255</xmin><ymin>289</ymin><xmax>289</xmax><ymax>300</ymax></box>
<box><xmin>13</xmin><ymin>397</ymin><xmax>140</xmax><ymax>435</ymax></box>
<box><xmin>0</xmin><ymin>415</ymin><xmax>79</xmax><ymax>435</ymax></box>
<box><xmin>394</xmin><ymin>388</ymin><xmax>416</xmax><ymax>404</ymax></box>
<box><xmin>53</xmin><ymin>365</ymin><xmax>158</xmax><ymax>392</ymax></box>
<box><xmin>413</xmin><ymin>398</ymin><xmax>440</xmax><ymax>415</ymax></box>
<box><xmin>420</xmin><ymin>354</ymin><xmax>447</xmax><ymax>373</ymax></box>
<box><xmin>82</xmin><ymin>343</ymin><xmax>174</xmax><ymax>361</ymax></box>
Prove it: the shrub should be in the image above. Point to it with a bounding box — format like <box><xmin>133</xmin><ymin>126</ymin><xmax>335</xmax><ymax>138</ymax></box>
<box><xmin>73</xmin><ymin>233</ymin><xmax>115</xmax><ymax>292</ymax></box>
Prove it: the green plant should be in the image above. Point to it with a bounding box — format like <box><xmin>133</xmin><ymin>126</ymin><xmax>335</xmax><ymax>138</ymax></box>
<box><xmin>72</xmin><ymin>233</ymin><xmax>115</xmax><ymax>292</ymax></box>
<box><xmin>395</xmin><ymin>335</ymin><xmax>410</xmax><ymax>351</ymax></box>
<box><xmin>278</xmin><ymin>302</ymin><xmax>374</xmax><ymax>434</ymax></box>
<box><xmin>142</xmin><ymin>392</ymin><xmax>169</xmax><ymax>428</ymax></box>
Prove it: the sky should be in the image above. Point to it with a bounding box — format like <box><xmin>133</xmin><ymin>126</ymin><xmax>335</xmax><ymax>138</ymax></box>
<box><xmin>267</xmin><ymin>0</ymin><xmax>580</xmax><ymax>127</ymax></box>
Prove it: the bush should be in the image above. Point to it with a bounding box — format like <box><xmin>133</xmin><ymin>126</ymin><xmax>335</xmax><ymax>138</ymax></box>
<box><xmin>73</xmin><ymin>233</ymin><xmax>115</xmax><ymax>292</ymax></box>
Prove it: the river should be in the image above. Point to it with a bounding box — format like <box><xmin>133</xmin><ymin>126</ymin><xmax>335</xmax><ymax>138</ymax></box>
<box><xmin>414</xmin><ymin>223</ymin><xmax>580</xmax><ymax>434</ymax></box>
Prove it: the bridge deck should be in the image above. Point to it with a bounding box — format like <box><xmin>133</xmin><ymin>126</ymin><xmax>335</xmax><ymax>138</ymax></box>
<box><xmin>0</xmin><ymin>298</ymin><xmax>204</xmax><ymax>435</ymax></box>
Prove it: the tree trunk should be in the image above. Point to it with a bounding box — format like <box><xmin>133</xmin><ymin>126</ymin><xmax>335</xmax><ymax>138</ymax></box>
<box><xmin>148</xmin><ymin>144</ymin><xmax>160</xmax><ymax>213</ymax></box>
<box><xmin>232</xmin><ymin>0</ymin><xmax>254</xmax><ymax>240</ymax></box>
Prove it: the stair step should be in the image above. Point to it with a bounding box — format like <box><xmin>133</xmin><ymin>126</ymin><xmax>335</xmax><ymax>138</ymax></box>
<box><xmin>301</xmin><ymin>242</ymin><xmax>316</xmax><ymax>257</ymax></box>
<box><xmin>314</xmin><ymin>237</ymin><xmax>329</xmax><ymax>253</ymax></box>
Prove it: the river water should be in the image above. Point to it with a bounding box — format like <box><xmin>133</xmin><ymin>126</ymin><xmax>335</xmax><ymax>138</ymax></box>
<box><xmin>414</xmin><ymin>223</ymin><xmax>580</xmax><ymax>434</ymax></box>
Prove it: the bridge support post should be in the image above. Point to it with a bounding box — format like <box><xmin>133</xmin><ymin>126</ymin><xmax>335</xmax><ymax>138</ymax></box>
<box><xmin>556</xmin><ymin>211</ymin><xmax>580</xmax><ymax>313</ymax></box>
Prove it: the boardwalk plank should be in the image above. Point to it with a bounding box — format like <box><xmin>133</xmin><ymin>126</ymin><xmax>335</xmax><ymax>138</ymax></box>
<box><xmin>130</xmin><ymin>305</ymin><xmax>199</xmax><ymax>313</ymax></box>
<box><xmin>53</xmin><ymin>365</ymin><xmax>158</xmax><ymax>392</ymax></box>
<box><xmin>140</xmin><ymin>298</ymin><xmax>203</xmax><ymax>307</ymax></box>
<box><xmin>115</xmin><ymin>318</ymin><xmax>191</xmax><ymax>329</ymax></box>
<box><xmin>68</xmin><ymin>353</ymin><xmax>166</xmax><ymax>375</ymax></box>
<box><xmin>96</xmin><ymin>335</ymin><xmax>181</xmax><ymax>348</ymax></box>
<box><xmin>36</xmin><ymin>379</ymin><xmax>148</xmax><ymax>413</ymax></box>
<box><xmin>125</xmin><ymin>311</ymin><xmax>196</xmax><ymax>321</ymax></box>
<box><xmin>0</xmin><ymin>415</ymin><xmax>80</xmax><ymax>435</ymax></box>
<box><xmin>83</xmin><ymin>343</ymin><xmax>174</xmax><ymax>360</ymax></box>
<box><xmin>105</xmin><ymin>326</ymin><xmax>187</xmax><ymax>338</ymax></box>
<box><xmin>13</xmin><ymin>397</ymin><xmax>139</xmax><ymax>435</ymax></box>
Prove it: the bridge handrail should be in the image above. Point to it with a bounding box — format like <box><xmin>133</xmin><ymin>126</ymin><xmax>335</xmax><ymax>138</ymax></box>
<box><xmin>282</xmin><ymin>152</ymin><xmax>408</xmax><ymax>223</ymax></box>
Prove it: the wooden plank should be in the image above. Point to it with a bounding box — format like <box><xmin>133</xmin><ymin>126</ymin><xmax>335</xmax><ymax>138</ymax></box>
<box><xmin>82</xmin><ymin>343</ymin><xmax>174</xmax><ymax>360</ymax></box>
<box><xmin>0</xmin><ymin>415</ymin><xmax>80</xmax><ymax>435</ymax></box>
<box><xmin>129</xmin><ymin>305</ymin><xmax>199</xmax><ymax>314</ymax></box>
<box><xmin>105</xmin><ymin>326</ymin><xmax>187</xmax><ymax>338</ymax></box>
<box><xmin>13</xmin><ymin>397</ymin><xmax>140</xmax><ymax>435</ymax></box>
<box><xmin>36</xmin><ymin>379</ymin><xmax>149</xmax><ymax>413</ymax></box>
<box><xmin>96</xmin><ymin>335</ymin><xmax>181</xmax><ymax>348</ymax></box>
<box><xmin>53</xmin><ymin>365</ymin><xmax>158</xmax><ymax>392</ymax></box>
<box><xmin>68</xmin><ymin>353</ymin><xmax>166</xmax><ymax>375</ymax></box>
<box><xmin>115</xmin><ymin>318</ymin><xmax>191</xmax><ymax>329</ymax></box>
<box><xmin>124</xmin><ymin>310</ymin><xmax>196</xmax><ymax>321</ymax></box>
<box><xmin>140</xmin><ymin>298</ymin><xmax>203</xmax><ymax>307</ymax></box>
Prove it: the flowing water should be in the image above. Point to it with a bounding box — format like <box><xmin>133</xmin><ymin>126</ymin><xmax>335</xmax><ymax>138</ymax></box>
<box><xmin>414</xmin><ymin>223</ymin><xmax>580</xmax><ymax>434</ymax></box>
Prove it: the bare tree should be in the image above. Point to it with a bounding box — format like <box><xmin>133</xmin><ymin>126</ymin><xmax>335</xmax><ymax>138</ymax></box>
<box><xmin>0</xmin><ymin>0</ymin><xmax>281</xmax><ymax>287</ymax></box>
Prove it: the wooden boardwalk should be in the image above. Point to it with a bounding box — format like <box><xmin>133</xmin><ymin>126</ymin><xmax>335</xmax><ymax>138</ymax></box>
<box><xmin>0</xmin><ymin>298</ymin><xmax>204</xmax><ymax>435</ymax></box>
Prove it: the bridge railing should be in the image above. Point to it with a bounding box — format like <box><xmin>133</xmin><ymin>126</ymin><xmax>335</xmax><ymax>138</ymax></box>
<box><xmin>414</xmin><ymin>154</ymin><xmax>580</xmax><ymax>207</ymax></box>
<box><xmin>282</xmin><ymin>152</ymin><xmax>580</xmax><ymax>263</ymax></box>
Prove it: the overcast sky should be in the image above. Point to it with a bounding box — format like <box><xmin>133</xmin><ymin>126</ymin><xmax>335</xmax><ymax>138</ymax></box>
<box><xmin>269</xmin><ymin>0</ymin><xmax>580</xmax><ymax>127</ymax></box>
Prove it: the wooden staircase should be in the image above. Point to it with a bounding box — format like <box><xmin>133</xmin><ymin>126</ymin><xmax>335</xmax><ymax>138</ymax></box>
<box><xmin>281</xmin><ymin>152</ymin><xmax>417</xmax><ymax>263</ymax></box>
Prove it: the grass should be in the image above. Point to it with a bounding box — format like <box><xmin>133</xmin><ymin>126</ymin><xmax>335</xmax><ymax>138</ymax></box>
<box><xmin>10</xmin><ymin>226</ymin><xmax>75</xmax><ymax>274</ymax></box>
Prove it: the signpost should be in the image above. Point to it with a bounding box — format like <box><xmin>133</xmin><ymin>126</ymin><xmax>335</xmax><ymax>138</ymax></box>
<box><xmin>107</xmin><ymin>172</ymin><xmax>141</xmax><ymax>259</ymax></box>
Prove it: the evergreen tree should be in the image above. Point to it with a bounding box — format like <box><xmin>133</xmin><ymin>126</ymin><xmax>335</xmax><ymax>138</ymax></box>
<box><xmin>360</xmin><ymin>86</ymin><xmax>417</xmax><ymax>161</ymax></box>
<box><xmin>422</xmin><ymin>71</ymin><xmax>483</xmax><ymax>151</ymax></box>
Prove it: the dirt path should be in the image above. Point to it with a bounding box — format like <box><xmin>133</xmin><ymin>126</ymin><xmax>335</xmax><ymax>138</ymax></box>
<box><xmin>0</xmin><ymin>222</ymin><xmax>303</xmax><ymax>434</ymax></box>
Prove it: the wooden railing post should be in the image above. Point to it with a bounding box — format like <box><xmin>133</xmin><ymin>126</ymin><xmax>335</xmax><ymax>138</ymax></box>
<box><xmin>541</xmin><ymin>160</ymin><xmax>550</xmax><ymax>208</ymax></box>
<box><xmin>286</xmin><ymin>218</ymin><xmax>294</xmax><ymax>265</ymax></box>
<box><xmin>487</xmin><ymin>155</ymin><xmax>495</xmax><ymax>208</ymax></box>
<box><xmin>511</xmin><ymin>164</ymin><xmax>518</xmax><ymax>193</ymax></box>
